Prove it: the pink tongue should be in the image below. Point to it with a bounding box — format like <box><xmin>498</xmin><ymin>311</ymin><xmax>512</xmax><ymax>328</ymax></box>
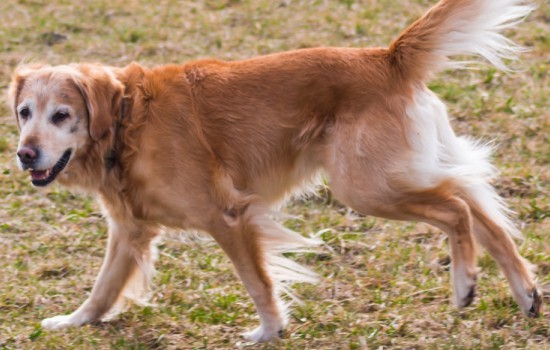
<box><xmin>30</xmin><ymin>170</ymin><xmax>49</xmax><ymax>180</ymax></box>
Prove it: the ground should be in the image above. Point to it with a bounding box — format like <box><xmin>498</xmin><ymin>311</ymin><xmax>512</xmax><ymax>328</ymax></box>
<box><xmin>0</xmin><ymin>0</ymin><xmax>548</xmax><ymax>349</ymax></box>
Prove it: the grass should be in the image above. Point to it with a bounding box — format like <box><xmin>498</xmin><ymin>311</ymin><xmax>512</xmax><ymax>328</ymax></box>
<box><xmin>0</xmin><ymin>0</ymin><xmax>548</xmax><ymax>349</ymax></box>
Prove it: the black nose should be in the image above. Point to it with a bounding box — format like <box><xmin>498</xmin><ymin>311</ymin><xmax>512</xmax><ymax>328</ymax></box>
<box><xmin>17</xmin><ymin>146</ymin><xmax>39</xmax><ymax>165</ymax></box>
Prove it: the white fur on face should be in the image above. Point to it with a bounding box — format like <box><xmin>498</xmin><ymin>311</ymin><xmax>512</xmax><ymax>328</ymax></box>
<box><xmin>16</xmin><ymin>68</ymin><xmax>89</xmax><ymax>173</ymax></box>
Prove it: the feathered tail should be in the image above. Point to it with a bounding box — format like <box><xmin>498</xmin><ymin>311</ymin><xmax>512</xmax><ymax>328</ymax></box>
<box><xmin>389</xmin><ymin>0</ymin><xmax>535</xmax><ymax>81</ymax></box>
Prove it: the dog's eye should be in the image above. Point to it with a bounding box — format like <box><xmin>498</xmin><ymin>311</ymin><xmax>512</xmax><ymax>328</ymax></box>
<box><xmin>52</xmin><ymin>111</ymin><xmax>70</xmax><ymax>124</ymax></box>
<box><xmin>19</xmin><ymin>107</ymin><xmax>30</xmax><ymax>120</ymax></box>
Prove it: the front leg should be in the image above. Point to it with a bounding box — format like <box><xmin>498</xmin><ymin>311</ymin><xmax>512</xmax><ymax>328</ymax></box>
<box><xmin>205</xmin><ymin>210</ymin><xmax>292</xmax><ymax>343</ymax></box>
<box><xmin>42</xmin><ymin>219</ymin><xmax>159</xmax><ymax>330</ymax></box>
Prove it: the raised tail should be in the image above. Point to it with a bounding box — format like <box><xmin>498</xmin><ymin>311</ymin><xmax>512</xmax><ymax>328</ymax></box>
<box><xmin>388</xmin><ymin>0</ymin><xmax>535</xmax><ymax>81</ymax></box>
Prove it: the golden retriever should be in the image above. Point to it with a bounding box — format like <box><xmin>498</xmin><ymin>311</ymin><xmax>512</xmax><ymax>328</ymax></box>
<box><xmin>9</xmin><ymin>0</ymin><xmax>541</xmax><ymax>342</ymax></box>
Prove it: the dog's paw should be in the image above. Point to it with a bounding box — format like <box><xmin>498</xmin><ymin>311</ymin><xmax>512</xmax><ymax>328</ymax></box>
<box><xmin>41</xmin><ymin>314</ymin><xmax>86</xmax><ymax>330</ymax></box>
<box><xmin>454</xmin><ymin>284</ymin><xmax>476</xmax><ymax>308</ymax></box>
<box><xmin>242</xmin><ymin>325</ymin><xmax>282</xmax><ymax>343</ymax></box>
<box><xmin>512</xmin><ymin>286</ymin><xmax>543</xmax><ymax>318</ymax></box>
<box><xmin>527</xmin><ymin>288</ymin><xmax>542</xmax><ymax>318</ymax></box>
<box><xmin>452</xmin><ymin>267</ymin><xmax>477</xmax><ymax>308</ymax></box>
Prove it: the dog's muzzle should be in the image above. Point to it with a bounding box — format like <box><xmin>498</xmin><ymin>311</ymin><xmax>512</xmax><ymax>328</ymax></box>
<box><xmin>20</xmin><ymin>149</ymin><xmax>73</xmax><ymax>187</ymax></box>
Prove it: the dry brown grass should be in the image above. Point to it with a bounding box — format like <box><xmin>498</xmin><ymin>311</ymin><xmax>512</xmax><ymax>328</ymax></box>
<box><xmin>0</xmin><ymin>0</ymin><xmax>548</xmax><ymax>349</ymax></box>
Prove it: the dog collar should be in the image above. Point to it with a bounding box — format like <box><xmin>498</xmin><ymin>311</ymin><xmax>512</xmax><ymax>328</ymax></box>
<box><xmin>104</xmin><ymin>97</ymin><xmax>127</xmax><ymax>171</ymax></box>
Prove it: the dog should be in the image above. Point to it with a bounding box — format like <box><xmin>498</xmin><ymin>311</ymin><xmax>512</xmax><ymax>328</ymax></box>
<box><xmin>9</xmin><ymin>0</ymin><xmax>541</xmax><ymax>342</ymax></box>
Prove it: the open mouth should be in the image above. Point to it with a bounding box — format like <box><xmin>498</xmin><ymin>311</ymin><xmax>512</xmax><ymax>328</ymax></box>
<box><xmin>29</xmin><ymin>149</ymin><xmax>72</xmax><ymax>187</ymax></box>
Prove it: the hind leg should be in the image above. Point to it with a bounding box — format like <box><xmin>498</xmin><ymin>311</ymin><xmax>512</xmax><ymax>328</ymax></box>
<box><xmin>396</xmin><ymin>193</ymin><xmax>478</xmax><ymax>307</ymax></box>
<box><xmin>469</xmin><ymin>206</ymin><xmax>541</xmax><ymax>316</ymax></box>
<box><xmin>332</xmin><ymin>185</ymin><xmax>479</xmax><ymax>308</ymax></box>
<box><xmin>324</xmin><ymin>119</ymin><xmax>478</xmax><ymax>308</ymax></box>
<box><xmin>324</xmin><ymin>90</ymin><xmax>541</xmax><ymax>316</ymax></box>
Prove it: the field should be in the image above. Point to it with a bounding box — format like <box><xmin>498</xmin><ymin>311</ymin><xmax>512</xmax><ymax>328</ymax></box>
<box><xmin>0</xmin><ymin>0</ymin><xmax>548</xmax><ymax>349</ymax></box>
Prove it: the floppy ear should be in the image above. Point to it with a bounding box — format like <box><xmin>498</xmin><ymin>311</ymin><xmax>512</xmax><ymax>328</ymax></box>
<box><xmin>8</xmin><ymin>64</ymin><xmax>44</xmax><ymax>129</ymax></box>
<box><xmin>72</xmin><ymin>64</ymin><xmax>124</xmax><ymax>141</ymax></box>
<box><xmin>8</xmin><ymin>74</ymin><xmax>25</xmax><ymax>130</ymax></box>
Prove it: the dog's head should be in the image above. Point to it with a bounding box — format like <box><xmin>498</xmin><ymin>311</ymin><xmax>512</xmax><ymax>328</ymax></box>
<box><xmin>8</xmin><ymin>64</ymin><xmax>124</xmax><ymax>187</ymax></box>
